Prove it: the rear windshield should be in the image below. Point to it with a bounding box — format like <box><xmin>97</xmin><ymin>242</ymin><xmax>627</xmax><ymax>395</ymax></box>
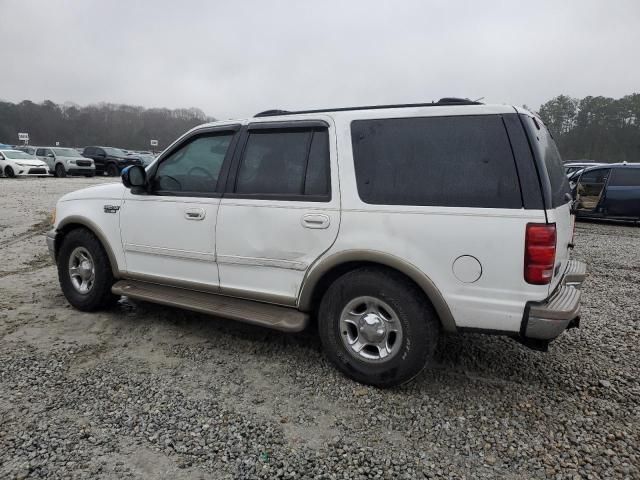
<box><xmin>521</xmin><ymin>116</ymin><xmax>570</xmax><ymax>207</ymax></box>
<box><xmin>350</xmin><ymin>115</ymin><xmax>522</xmax><ymax>208</ymax></box>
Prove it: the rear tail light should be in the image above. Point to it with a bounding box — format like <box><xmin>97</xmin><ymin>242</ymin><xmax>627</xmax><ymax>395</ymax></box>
<box><xmin>524</xmin><ymin>223</ymin><xmax>556</xmax><ymax>285</ymax></box>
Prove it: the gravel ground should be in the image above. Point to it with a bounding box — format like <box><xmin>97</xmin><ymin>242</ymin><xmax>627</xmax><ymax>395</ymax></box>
<box><xmin>0</xmin><ymin>177</ymin><xmax>638</xmax><ymax>480</ymax></box>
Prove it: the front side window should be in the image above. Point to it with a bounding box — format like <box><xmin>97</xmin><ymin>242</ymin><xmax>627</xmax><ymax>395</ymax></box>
<box><xmin>152</xmin><ymin>132</ymin><xmax>233</xmax><ymax>194</ymax></box>
<box><xmin>235</xmin><ymin>128</ymin><xmax>330</xmax><ymax>198</ymax></box>
<box><xmin>36</xmin><ymin>148</ymin><xmax>46</xmax><ymax>156</ymax></box>
<box><xmin>576</xmin><ymin>168</ymin><xmax>610</xmax><ymax>212</ymax></box>
<box><xmin>351</xmin><ymin>115</ymin><xmax>522</xmax><ymax>208</ymax></box>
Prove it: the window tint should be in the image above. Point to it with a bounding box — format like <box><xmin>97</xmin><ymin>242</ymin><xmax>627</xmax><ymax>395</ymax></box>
<box><xmin>235</xmin><ymin>128</ymin><xmax>330</xmax><ymax>198</ymax></box>
<box><xmin>608</xmin><ymin>168</ymin><xmax>640</xmax><ymax>187</ymax></box>
<box><xmin>36</xmin><ymin>148</ymin><xmax>45</xmax><ymax>156</ymax></box>
<box><xmin>351</xmin><ymin>115</ymin><xmax>522</xmax><ymax>208</ymax></box>
<box><xmin>153</xmin><ymin>132</ymin><xmax>233</xmax><ymax>194</ymax></box>
<box><xmin>304</xmin><ymin>130</ymin><xmax>330</xmax><ymax>195</ymax></box>
<box><xmin>521</xmin><ymin>116</ymin><xmax>571</xmax><ymax>207</ymax></box>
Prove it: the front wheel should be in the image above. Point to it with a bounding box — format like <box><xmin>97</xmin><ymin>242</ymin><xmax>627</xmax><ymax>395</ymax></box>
<box><xmin>318</xmin><ymin>267</ymin><xmax>440</xmax><ymax>387</ymax></box>
<box><xmin>55</xmin><ymin>163</ymin><xmax>66</xmax><ymax>178</ymax></box>
<box><xmin>106</xmin><ymin>163</ymin><xmax>119</xmax><ymax>177</ymax></box>
<box><xmin>57</xmin><ymin>228</ymin><xmax>117</xmax><ymax>311</ymax></box>
<box><xmin>5</xmin><ymin>166</ymin><xmax>15</xmax><ymax>178</ymax></box>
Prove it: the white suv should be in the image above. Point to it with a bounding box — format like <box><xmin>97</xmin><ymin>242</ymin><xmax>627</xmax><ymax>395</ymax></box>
<box><xmin>47</xmin><ymin>99</ymin><xmax>586</xmax><ymax>386</ymax></box>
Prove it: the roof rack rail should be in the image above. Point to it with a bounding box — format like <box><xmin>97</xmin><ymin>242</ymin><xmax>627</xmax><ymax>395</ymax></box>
<box><xmin>254</xmin><ymin>98</ymin><xmax>482</xmax><ymax>117</ymax></box>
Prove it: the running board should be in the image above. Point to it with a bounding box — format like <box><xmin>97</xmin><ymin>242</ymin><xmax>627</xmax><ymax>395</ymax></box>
<box><xmin>111</xmin><ymin>280</ymin><xmax>309</xmax><ymax>332</ymax></box>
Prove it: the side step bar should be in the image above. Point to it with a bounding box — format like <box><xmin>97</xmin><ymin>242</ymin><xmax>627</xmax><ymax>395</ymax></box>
<box><xmin>112</xmin><ymin>280</ymin><xmax>309</xmax><ymax>332</ymax></box>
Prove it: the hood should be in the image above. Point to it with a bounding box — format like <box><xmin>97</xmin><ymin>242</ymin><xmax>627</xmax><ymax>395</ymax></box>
<box><xmin>14</xmin><ymin>159</ymin><xmax>47</xmax><ymax>167</ymax></box>
<box><xmin>59</xmin><ymin>182</ymin><xmax>125</xmax><ymax>202</ymax></box>
<box><xmin>59</xmin><ymin>155</ymin><xmax>91</xmax><ymax>162</ymax></box>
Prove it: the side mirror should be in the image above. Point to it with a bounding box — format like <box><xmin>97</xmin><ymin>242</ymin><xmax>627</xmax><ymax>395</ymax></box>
<box><xmin>96</xmin><ymin>152</ymin><xmax>106</xmax><ymax>158</ymax></box>
<box><xmin>122</xmin><ymin>165</ymin><xmax>147</xmax><ymax>190</ymax></box>
<box><xmin>47</xmin><ymin>153</ymin><xmax>55</xmax><ymax>158</ymax></box>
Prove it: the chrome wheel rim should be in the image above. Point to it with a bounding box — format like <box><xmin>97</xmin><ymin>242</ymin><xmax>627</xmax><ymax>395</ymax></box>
<box><xmin>68</xmin><ymin>247</ymin><xmax>95</xmax><ymax>294</ymax></box>
<box><xmin>339</xmin><ymin>296</ymin><xmax>403</xmax><ymax>363</ymax></box>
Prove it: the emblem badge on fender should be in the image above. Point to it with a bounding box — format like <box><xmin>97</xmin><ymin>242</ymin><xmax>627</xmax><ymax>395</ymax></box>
<box><xmin>104</xmin><ymin>205</ymin><xmax>120</xmax><ymax>213</ymax></box>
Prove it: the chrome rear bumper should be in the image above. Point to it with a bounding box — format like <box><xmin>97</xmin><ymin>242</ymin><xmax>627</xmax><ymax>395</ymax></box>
<box><xmin>523</xmin><ymin>260</ymin><xmax>587</xmax><ymax>340</ymax></box>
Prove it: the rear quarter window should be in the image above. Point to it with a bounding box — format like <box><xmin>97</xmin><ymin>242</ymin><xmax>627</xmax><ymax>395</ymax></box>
<box><xmin>521</xmin><ymin>116</ymin><xmax>571</xmax><ymax>208</ymax></box>
<box><xmin>350</xmin><ymin>115</ymin><xmax>522</xmax><ymax>208</ymax></box>
<box><xmin>608</xmin><ymin>168</ymin><xmax>640</xmax><ymax>187</ymax></box>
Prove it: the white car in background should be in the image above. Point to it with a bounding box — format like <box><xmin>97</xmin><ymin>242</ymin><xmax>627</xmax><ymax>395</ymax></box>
<box><xmin>0</xmin><ymin>149</ymin><xmax>50</xmax><ymax>177</ymax></box>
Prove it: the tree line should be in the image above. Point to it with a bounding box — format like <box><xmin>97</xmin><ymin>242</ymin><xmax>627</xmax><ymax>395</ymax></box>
<box><xmin>535</xmin><ymin>93</ymin><xmax>640</xmax><ymax>163</ymax></box>
<box><xmin>1</xmin><ymin>95</ymin><xmax>639</xmax><ymax>162</ymax></box>
<box><xmin>0</xmin><ymin>100</ymin><xmax>214</xmax><ymax>151</ymax></box>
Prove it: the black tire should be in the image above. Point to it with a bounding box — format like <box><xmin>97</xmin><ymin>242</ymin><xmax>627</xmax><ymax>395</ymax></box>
<box><xmin>106</xmin><ymin>163</ymin><xmax>119</xmax><ymax>177</ymax></box>
<box><xmin>318</xmin><ymin>267</ymin><xmax>439</xmax><ymax>387</ymax></box>
<box><xmin>5</xmin><ymin>166</ymin><xmax>15</xmax><ymax>178</ymax></box>
<box><xmin>57</xmin><ymin>228</ymin><xmax>117</xmax><ymax>311</ymax></box>
<box><xmin>55</xmin><ymin>163</ymin><xmax>67</xmax><ymax>178</ymax></box>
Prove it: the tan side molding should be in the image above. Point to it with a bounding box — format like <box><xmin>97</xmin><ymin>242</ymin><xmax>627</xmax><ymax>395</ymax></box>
<box><xmin>57</xmin><ymin>216</ymin><xmax>121</xmax><ymax>278</ymax></box>
<box><xmin>298</xmin><ymin>250</ymin><xmax>457</xmax><ymax>333</ymax></box>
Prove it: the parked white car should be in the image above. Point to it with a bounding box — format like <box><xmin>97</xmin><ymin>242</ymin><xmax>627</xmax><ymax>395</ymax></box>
<box><xmin>47</xmin><ymin>99</ymin><xmax>586</xmax><ymax>386</ymax></box>
<box><xmin>36</xmin><ymin>147</ymin><xmax>95</xmax><ymax>177</ymax></box>
<box><xmin>0</xmin><ymin>149</ymin><xmax>50</xmax><ymax>177</ymax></box>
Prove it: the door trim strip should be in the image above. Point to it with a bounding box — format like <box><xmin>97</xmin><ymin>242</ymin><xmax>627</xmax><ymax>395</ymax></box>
<box><xmin>125</xmin><ymin>243</ymin><xmax>216</xmax><ymax>262</ymax></box>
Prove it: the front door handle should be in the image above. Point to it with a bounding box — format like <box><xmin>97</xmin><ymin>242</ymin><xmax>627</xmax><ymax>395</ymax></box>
<box><xmin>301</xmin><ymin>213</ymin><xmax>330</xmax><ymax>229</ymax></box>
<box><xmin>184</xmin><ymin>207</ymin><xmax>206</xmax><ymax>220</ymax></box>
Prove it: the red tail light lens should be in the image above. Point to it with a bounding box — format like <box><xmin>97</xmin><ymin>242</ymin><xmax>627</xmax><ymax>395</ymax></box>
<box><xmin>524</xmin><ymin>223</ymin><xmax>556</xmax><ymax>285</ymax></box>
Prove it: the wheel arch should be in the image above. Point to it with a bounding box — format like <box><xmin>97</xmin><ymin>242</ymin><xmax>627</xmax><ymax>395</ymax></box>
<box><xmin>55</xmin><ymin>216</ymin><xmax>120</xmax><ymax>277</ymax></box>
<box><xmin>298</xmin><ymin>250</ymin><xmax>457</xmax><ymax>333</ymax></box>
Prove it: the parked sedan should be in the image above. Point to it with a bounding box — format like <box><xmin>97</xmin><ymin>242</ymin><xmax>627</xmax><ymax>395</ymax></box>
<box><xmin>574</xmin><ymin>163</ymin><xmax>640</xmax><ymax>221</ymax></box>
<box><xmin>0</xmin><ymin>149</ymin><xmax>50</xmax><ymax>177</ymax></box>
<box><xmin>36</xmin><ymin>147</ymin><xmax>95</xmax><ymax>177</ymax></box>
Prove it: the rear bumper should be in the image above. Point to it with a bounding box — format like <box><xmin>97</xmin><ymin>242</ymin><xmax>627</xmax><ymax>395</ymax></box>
<box><xmin>523</xmin><ymin>260</ymin><xmax>587</xmax><ymax>340</ymax></box>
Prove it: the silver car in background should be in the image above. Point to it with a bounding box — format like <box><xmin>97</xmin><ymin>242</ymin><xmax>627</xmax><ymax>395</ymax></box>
<box><xmin>36</xmin><ymin>147</ymin><xmax>95</xmax><ymax>177</ymax></box>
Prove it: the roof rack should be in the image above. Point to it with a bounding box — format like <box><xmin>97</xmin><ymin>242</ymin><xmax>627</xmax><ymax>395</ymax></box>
<box><xmin>254</xmin><ymin>97</ymin><xmax>482</xmax><ymax>117</ymax></box>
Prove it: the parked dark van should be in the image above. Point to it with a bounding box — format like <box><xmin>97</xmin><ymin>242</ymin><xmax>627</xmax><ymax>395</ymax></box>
<box><xmin>574</xmin><ymin>163</ymin><xmax>640</xmax><ymax>221</ymax></box>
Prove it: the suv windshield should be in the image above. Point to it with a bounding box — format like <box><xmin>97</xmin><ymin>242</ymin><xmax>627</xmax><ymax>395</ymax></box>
<box><xmin>2</xmin><ymin>150</ymin><xmax>36</xmax><ymax>159</ymax></box>
<box><xmin>103</xmin><ymin>147</ymin><xmax>126</xmax><ymax>157</ymax></box>
<box><xmin>53</xmin><ymin>148</ymin><xmax>79</xmax><ymax>157</ymax></box>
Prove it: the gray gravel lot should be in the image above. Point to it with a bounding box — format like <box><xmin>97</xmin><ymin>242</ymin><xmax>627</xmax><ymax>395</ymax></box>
<box><xmin>0</xmin><ymin>177</ymin><xmax>638</xmax><ymax>479</ymax></box>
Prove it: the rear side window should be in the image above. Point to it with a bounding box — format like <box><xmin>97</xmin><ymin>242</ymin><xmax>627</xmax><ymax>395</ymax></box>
<box><xmin>351</xmin><ymin>115</ymin><xmax>522</xmax><ymax>208</ymax></box>
<box><xmin>521</xmin><ymin>116</ymin><xmax>571</xmax><ymax>207</ymax></box>
<box><xmin>608</xmin><ymin>168</ymin><xmax>640</xmax><ymax>187</ymax></box>
<box><xmin>234</xmin><ymin>128</ymin><xmax>330</xmax><ymax>199</ymax></box>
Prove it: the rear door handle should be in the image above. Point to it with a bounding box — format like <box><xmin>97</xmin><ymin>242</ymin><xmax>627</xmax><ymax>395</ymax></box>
<box><xmin>301</xmin><ymin>213</ymin><xmax>330</xmax><ymax>229</ymax></box>
<box><xmin>184</xmin><ymin>207</ymin><xmax>206</xmax><ymax>220</ymax></box>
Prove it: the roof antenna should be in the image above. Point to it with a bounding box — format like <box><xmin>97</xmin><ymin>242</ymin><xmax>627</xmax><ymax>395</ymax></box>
<box><xmin>473</xmin><ymin>96</ymin><xmax>484</xmax><ymax>102</ymax></box>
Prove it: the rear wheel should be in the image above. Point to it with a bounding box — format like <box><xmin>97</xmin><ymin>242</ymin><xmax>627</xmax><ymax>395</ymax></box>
<box><xmin>106</xmin><ymin>163</ymin><xmax>119</xmax><ymax>177</ymax></box>
<box><xmin>57</xmin><ymin>228</ymin><xmax>117</xmax><ymax>311</ymax></box>
<box><xmin>55</xmin><ymin>163</ymin><xmax>66</xmax><ymax>178</ymax></box>
<box><xmin>318</xmin><ymin>267</ymin><xmax>439</xmax><ymax>387</ymax></box>
<box><xmin>5</xmin><ymin>166</ymin><xmax>15</xmax><ymax>178</ymax></box>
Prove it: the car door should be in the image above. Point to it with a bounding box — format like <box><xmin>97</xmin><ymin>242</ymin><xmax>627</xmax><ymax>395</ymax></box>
<box><xmin>216</xmin><ymin>119</ymin><xmax>340</xmax><ymax>305</ymax></box>
<box><xmin>576</xmin><ymin>167</ymin><xmax>610</xmax><ymax>214</ymax></box>
<box><xmin>604</xmin><ymin>168</ymin><xmax>640</xmax><ymax>217</ymax></box>
<box><xmin>119</xmin><ymin>126</ymin><xmax>240</xmax><ymax>290</ymax></box>
<box><xmin>36</xmin><ymin>148</ymin><xmax>54</xmax><ymax>170</ymax></box>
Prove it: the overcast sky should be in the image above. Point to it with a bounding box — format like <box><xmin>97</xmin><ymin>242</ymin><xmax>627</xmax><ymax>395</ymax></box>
<box><xmin>1</xmin><ymin>0</ymin><xmax>638</xmax><ymax>119</ymax></box>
